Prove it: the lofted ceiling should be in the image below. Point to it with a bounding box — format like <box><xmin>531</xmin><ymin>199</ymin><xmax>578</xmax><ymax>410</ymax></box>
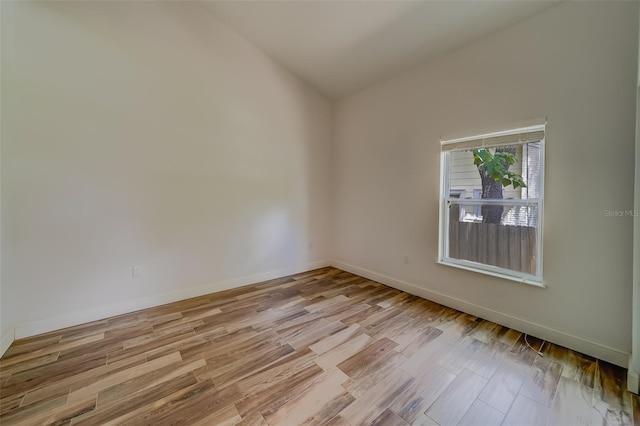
<box><xmin>202</xmin><ymin>1</ymin><xmax>561</xmax><ymax>99</ymax></box>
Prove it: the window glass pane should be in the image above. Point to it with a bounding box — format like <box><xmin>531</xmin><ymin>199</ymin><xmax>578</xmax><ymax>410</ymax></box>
<box><xmin>447</xmin><ymin>202</ymin><xmax>539</xmax><ymax>275</ymax></box>
<box><xmin>448</xmin><ymin>142</ymin><xmax>541</xmax><ymax>201</ymax></box>
<box><xmin>521</xmin><ymin>142</ymin><xmax>542</xmax><ymax>199</ymax></box>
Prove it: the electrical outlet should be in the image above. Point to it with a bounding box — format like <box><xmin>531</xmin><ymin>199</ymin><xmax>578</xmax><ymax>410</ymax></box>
<box><xmin>132</xmin><ymin>266</ymin><xmax>141</xmax><ymax>278</ymax></box>
<box><xmin>404</xmin><ymin>255</ymin><xmax>410</xmax><ymax>264</ymax></box>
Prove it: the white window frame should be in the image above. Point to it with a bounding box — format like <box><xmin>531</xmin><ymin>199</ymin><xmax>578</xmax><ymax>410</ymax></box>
<box><xmin>437</xmin><ymin>123</ymin><xmax>546</xmax><ymax>287</ymax></box>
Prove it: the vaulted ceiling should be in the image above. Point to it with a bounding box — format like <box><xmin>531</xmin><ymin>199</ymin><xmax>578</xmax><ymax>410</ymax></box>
<box><xmin>203</xmin><ymin>1</ymin><xmax>561</xmax><ymax>99</ymax></box>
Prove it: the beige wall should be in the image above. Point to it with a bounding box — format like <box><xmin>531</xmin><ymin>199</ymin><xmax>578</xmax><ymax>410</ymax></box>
<box><xmin>0</xmin><ymin>1</ymin><xmax>333</xmax><ymax>341</ymax></box>
<box><xmin>332</xmin><ymin>2</ymin><xmax>638</xmax><ymax>362</ymax></box>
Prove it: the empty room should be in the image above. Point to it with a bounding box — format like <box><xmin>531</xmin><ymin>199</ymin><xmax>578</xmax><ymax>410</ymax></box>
<box><xmin>1</xmin><ymin>1</ymin><xmax>640</xmax><ymax>425</ymax></box>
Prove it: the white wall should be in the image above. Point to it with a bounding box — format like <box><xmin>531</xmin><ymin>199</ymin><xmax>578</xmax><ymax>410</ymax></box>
<box><xmin>0</xmin><ymin>1</ymin><xmax>4</xmax><ymax>354</ymax></box>
<box><xmin>332</xmin><ymin>2</ymin><xmax>638</xmax><ymax>365</ymax></box>
<box><xmin>630</xmin><ymin>87</ymin><xmax>640</xmax><ymax>392</ymax></box>
<box><xmin>0</xmin><ymin>1</ymin><xmax>332</xmax><ymax>342</ymax></box>
<box><xmin>630</xmin><ymin>4</ymin><xmax>640</xmax><ymax>393</ymax></box>
<box><xmin>1</xmin><ymin>0</ymin><xmax>638</xmax><ymax>371</ymax></box>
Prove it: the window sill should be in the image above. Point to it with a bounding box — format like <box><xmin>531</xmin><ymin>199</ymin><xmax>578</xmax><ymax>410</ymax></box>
<box><xmin>436</xmin><ymin>259</ymin><xmax>546</xmax><ymax>288</ymax></box>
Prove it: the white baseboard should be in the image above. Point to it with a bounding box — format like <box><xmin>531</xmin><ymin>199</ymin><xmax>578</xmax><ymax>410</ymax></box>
<box><xmin>1</xmin><ymin>326</ymin><xmax>15</xmax><ymax>358</ymax></box>
<box><xmin>628</xmin><ymin>368</ymin><xmax>639</xmax><ymax>394</ymax></box>
<box><xmin>12</xmin><ymin>260</ymin><xmax>331</xmax><ymax>341</ymax></box>
<box><xmin>6</xmin><ymin>259</ymin><xmax>631</xmax><ymax>370</ymax></box>
<box><xmin>330</xmin><ymin>259</ymin><xmax>630</xmax><ymax>368</ymax></box>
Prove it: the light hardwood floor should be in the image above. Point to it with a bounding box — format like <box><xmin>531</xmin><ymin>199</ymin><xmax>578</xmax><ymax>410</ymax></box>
<box><xmin>0</xmin><ymin>267</ymin><xmax>638</xmax><ymax>425</ymax></box>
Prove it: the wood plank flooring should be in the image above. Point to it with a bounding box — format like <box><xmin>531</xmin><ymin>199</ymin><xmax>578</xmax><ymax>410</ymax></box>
<box><xmin>0</xmin><ymin>267</ymin><xmax>638</xmax><ymax>425</ymax></box>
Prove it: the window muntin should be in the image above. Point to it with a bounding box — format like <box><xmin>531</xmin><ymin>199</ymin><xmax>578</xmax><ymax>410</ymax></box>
<box><xmin>439</xmin><ymin>125</ymin><xmax>544</xmax><ymax>285</ymax></box>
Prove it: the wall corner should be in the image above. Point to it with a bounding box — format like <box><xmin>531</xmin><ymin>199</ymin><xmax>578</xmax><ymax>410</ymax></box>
<box><xmin>628</xmin><ymin>360</ymin><xmax>639</xmax><ymax>394</ymax></box>
<box><xmin>0</xmin><ymin>325</ymin><xmax>15</xmax><ymax>358</ymax></box>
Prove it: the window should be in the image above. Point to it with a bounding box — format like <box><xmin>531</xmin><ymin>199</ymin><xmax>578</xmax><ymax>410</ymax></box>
<box><xmin>438</xmin><ymin>123</ymin><xmax>545</xmax><ymax>285</ymax></box>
